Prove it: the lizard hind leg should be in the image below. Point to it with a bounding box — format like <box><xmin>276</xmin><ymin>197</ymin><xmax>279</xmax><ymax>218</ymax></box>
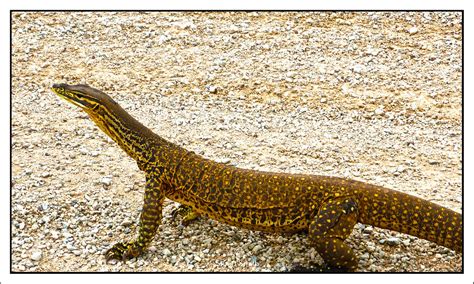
<box><xmin>307</xmin><ymin>196</ymin><xmax>360</xmax><ymax>272</ymax></box>
<box><xmin>170</xmin><ymin>204</ymin><xmax>201</xmax><ymax>226</ymax></box>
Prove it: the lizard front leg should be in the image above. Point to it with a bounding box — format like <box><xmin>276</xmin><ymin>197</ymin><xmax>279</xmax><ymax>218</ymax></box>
<box><xmin>105</xmin><ymin>172</ymin><xmax>164</xmax><ymax>261</ymax></box>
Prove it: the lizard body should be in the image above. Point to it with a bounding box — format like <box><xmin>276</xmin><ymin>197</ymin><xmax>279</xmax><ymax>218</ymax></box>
<box><xmin>51</xmin><ymin>84</ymin><xmax>462</xmax><ymax>271</ymax></box>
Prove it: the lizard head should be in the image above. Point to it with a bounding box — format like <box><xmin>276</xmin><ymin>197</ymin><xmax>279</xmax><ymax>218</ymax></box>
<box><xmin>51</xmin><ymin>83</ymin><xmax>124</xmax><ymax>140</ymax></box>
<box><xmin>51</xmin><ymin>83</ymin><xmax>119</xmax><ymax>112</ymax></box>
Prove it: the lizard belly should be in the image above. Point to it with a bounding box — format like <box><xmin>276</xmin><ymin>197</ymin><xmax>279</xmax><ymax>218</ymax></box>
<box><xmin>165</xmin><ymin>189</ymin><xmax>309</xmax><ymax>233</ymax></box>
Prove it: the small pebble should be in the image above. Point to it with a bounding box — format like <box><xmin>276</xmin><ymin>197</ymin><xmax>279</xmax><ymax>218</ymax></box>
<box><xmin>31</xmin><ymin>251</ymin><xmax>42</xmax><ymax>261</ymax></box>
<box><xmin>408</xmin><ymin>27</ymin><xmax>418</xmax><ymax>34</ymax></box>
<box><xmin>363</xmin><ymin>226</ymin><xmax>374</xmax><ymax>234</ymax></box>
<box><xmin>40</xmin><ymin>172</ymin><xmax>51</xmax><ymax>178</ymax></box>
<box><xmin>121</xmin><ymin>219</ymin><xmax>133</xmax><ymax>227</ymax></box>
<box><xmin>207</xmin><ymin>85</ymin><xmax>218</xmax><ymax>94</ymax></box>
<box><xmin>162</xmin><ymin>248</ymin><xmax>171</xmax><ymax>256</ymax></box>
<box><xmin>252</xmin><ymin>244</ymin><xmax>262</xmax><ymax>254</ymax></box>
<box><xmin>100</xmin><ymin>177</ymin><xmax>112</xmax><ymax>186</ymax></box>
<box><xmin>385</xmin><ymin>237</ymin><xmax>401</xmax><ymax>246</ymax></box>
<box><xmin>360</xmin><ymin>253</ymin><xmax>370</xmax><ymax>260</ymax></box>
<box><xmin>352</xmin><ymin>64</ymin><xmax>364</xmax><ymax>73</ymax></box>
<box><xmin>374</xmin><ymin>107</ymin><xmax>384</xmax><ymax>115</ymax></box>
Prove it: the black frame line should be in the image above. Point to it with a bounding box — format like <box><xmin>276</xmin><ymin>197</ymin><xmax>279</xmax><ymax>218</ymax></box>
<box><xmin>9</xmin><ymin>9</ymin><xmax>464</xmax><ymax>274</ymax></box>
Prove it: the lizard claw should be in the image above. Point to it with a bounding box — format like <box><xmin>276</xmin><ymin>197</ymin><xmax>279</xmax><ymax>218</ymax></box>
<box><xmin>105</xmin><ymin>241</ymin><xmax>143</xmax><ymax>262</ymax></box>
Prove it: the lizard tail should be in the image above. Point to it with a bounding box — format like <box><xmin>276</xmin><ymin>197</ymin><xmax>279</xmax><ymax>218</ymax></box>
<box><xmin>356</xmin><ymin>183</ymin><xmax>462</xmax><ymax>252</ymax></box>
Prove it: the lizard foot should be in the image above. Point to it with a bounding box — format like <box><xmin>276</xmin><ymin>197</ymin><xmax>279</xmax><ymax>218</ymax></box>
<box><xmin>289</xmin><ymin>263</ymin><xmax>352</xmax><ymax>273</ymax></box>
<box><xmin>105</xmin><ymin>241</ymin><xmax>144</xmax><ymax>262</ymax></box>
<box><xmin>170</xmin><ymin>204</ymin><xmax>200</xmax><ymax>226</ymax></box>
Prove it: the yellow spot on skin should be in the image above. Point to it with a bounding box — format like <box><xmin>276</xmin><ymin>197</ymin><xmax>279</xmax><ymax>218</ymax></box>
<box><xmin>403</xmin><ymin>210</ymin><xmax>408</xmax><ymax>214</ymax></box>
<box><xmin>434</xmin><ymin>222</ymin><xmax>439</xmax><ymax>227</ymax></box>
<box><xmin>374</xmin><ymin>193</ymin><xmax>379</xmax><ymax>197</ymax></box>
<box><xmin>341</xmin><ymin>187</ymin><xmax>345</xmax><ymax>191</ymax></box>
<box><xmin>320</xmin><ymin>186</ymin><xmax>324</xmax><ymax>189</ymax></box>
<box><xmin>326</xmin><ymin>219</ymin><xmax>331</xmax><ymax>223</ymax></box>
<box><xmin>334</xmin><ymin>193</ymin><xmax>340</xmax><ymax>197</ymax></box>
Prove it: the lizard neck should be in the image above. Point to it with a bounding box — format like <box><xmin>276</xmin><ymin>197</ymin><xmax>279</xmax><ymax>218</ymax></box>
<box><xmin>84</xmin><ymin>102</ymin><xmax>173</xmax><ymax>167</ymax></box>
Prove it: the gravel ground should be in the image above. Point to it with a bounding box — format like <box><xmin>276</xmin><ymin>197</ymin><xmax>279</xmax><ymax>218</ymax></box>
<box><xmin>11</xmin><ymin>11</ymin><xmax>462</xmax><ymax>272</ymax></box>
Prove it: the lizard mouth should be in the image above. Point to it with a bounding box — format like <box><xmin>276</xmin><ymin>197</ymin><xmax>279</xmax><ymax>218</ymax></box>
<box><xmin>51</xmin><ymin>84</ymin><xmax>94</xmax><ymax>109</ymax></box>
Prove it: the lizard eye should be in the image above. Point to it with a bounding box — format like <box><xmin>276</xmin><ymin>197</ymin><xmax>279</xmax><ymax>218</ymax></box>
<box><xmin>92</xmin><ymin>103</ymin><xmax>100</xmax><ymax>111</ymax></box>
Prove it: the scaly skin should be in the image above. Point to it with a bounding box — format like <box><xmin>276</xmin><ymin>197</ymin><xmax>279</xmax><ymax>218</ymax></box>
<box><xmin>51</xmin><ymin>84</ymin><xmax>462</xmax><ymax>271</ymax></box>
